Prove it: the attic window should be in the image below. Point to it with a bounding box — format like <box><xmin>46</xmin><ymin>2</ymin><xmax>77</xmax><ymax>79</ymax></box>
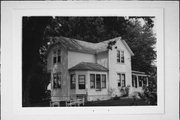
<box><xmin>53</xmin><ymin>49</ymin><xmax>61</xmax><ymax>64</ymax></box>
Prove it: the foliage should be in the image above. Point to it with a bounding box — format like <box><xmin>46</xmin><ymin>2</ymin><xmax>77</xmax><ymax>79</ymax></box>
<box><xmin>125</xmin><ymin>85</ymin><xmax>130</xmax><ymax>96</ymax></box>
<box><xmin>108</xmin><ymin>88</ymin><xmax>116</xmax><ymax>97</ymax></box>
<box><xmin>107</xmin><ymin>40</ymin><xmax>117</xmax><ymax>50</ymax></box>
<box><xmin>119</xmin><ymin>85</ymin><xmax>130</xmax><ymax>97</ymax></box>
<box><xmin>113</xmin><ymin>95</ymin><xmax>120</xmax><ymax>100</ymax></box>
<box><xmin>138</xmin><ymin>84</ymin><xmax>157</xmax><ymax>105</ymax></box>
<box><xmin>22</xmin><ymin>17</ymin><xmax>52</xmax><ymax>106</ymax></box>
<box><xmin>123</xmin><ymin>19</ymin><xmax>156</xmax><ymax>74</ymax></box>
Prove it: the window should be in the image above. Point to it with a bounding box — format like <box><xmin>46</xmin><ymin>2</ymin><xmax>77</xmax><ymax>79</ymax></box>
<box><xmin>117</xmin><ymin>73</ymin><xmax>126</xmax><ymax>87</ymax></box>
<box><xmin>120</xmin><ymin>51</ymin><xmax>124</xmax><ymax>63</ymax></box>
<box><xmin>53</xmin><ymin>49</ymin><xmax>61</xmax><ymax>64</ymax></box>
<box><xmin>117</xmin><ymin>73</ymin><xmax>121</xmax><ymax>87</ymax></box>
<box><xmin>96</xmin><ymin>74</ymin><xmax>101</xmax><ymax>89</ymax></box>
<box><xmin>78</xmin><ymin>75</ymin><xmax>85</xmax><ymax>89</ymax></box>
<box><xmin>57</xmin><ymin>49</ymin><xmax>61</xmax><ymax>63</ymax></box>
<box><xmin>53</xmin><ymin>73</ymin><xmax>61</xmax><ymax>89</ymax></box>
<box><xmin>70</xmin><ymin>74</ymin><xmax>76</xmax><ymax>89</ymax></box>
<box><xmin>121</xmin><ymin>74</ymin><xmax>126</xmax><ymax>87</ymax></box>
<box><xmin>53</xmin><ymin>56</ymin><xmax>56</xmax><ymax>64</ymax></box>
<box><xmin>90</xmin><ymin>74</ymin><xmax>95</xmax><ymax>89</ymax></box>
<box><xmin>102</xmin><ymin>74</ymin><xmax>106</xmax><ymax>88</ymax></box>
<box><xmin>117</xmin><ymin>50</ymin><xmax>125</xmax><ymax>63</ymax></box>
<box><xmin>117</xmin><ymin>50</ymin><xmax>120</xmax><ymax>63</ymax></box>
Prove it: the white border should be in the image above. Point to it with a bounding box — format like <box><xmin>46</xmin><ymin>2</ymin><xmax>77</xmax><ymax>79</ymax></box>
<box><xmin>1</xmin><ymin>1</ymin><xmax>179</xmax><ymax>120</ymax></box>
<box><xmin>12</xmin><ymin>8</ymin><xmax>164</xmax><ymax>115</ymax></box>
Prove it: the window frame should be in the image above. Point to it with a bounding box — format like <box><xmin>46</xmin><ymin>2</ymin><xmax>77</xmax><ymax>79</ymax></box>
<box><xmin>120</xmin><ymin>50</ymin><xmax>125</xmax><ymax>63</ymax></box>
<box><xmin>52</xmin><ymin>49</ymin><xmax>61</xmax><ymax>64</ymax></box>
<box><xmin>117</xmin><ymin>73</ymin><xmax>121</xmax><ymax>87</ymax></box>
<box><xmin>101</xmin><ymin>74</ymin><xmax>106</xmax><ymax>88</ymax></box>
<box><xmin>70</xmin><ymin>74</ymin><xmax>76</xmax><ymax>89</ymax></box>
<box><xmin>121</xmin><ymin>74</ymin><xmax>126</xmax><ymax>87</ymax></box>
<box><xmin>96</xmin><ymin>74</ymin><xmax>101</xmax><ymax>90</ymax></box>
<box><xmin>117</xmin><ymin>73</ymin><xmax>126</xmax><ymax>87</ymax></box>
<box><xmin>90</xmin><ymin>74</ymin><xmax>95</xmax><ymax>89</ymax></box>
<box><xmin>117</xmin><ymin>50</ymin><xmax>125</xmax><ymax>63</ymax></box>
<box><xmin>53</xmin><ymin>72</ymin><xmax>61</xmax><ymax>89</ymax></box>
<box><xmin>78</xmin><ymin>75</ymin><xmax>86</xmax><ymax>90</ymax></box>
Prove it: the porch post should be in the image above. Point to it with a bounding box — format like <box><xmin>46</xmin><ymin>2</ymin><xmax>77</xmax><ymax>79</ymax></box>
<box><xmin>142</xmin><ymin>77</ymin><xmax>144</xmax><ymax>86</ymax></box>
<box><xmin>146</xmin><ymin>77</ymin><xmax>148</xmax><ymax>86</ymax></box>
<box><xmin>136</xmin><ymin>75</ymin><xmax>139</xmax><ymax>88</ymax></box>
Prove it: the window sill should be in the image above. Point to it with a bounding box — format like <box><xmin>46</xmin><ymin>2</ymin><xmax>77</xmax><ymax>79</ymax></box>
<box><xmin>117</xmin><ymin>62</ymin><xmax>125</xmax><ymax>64</ymax></box>
<box><xmin>96</xmin><ymin>89</ymin><xmax>101</xmax><ymax>91</ymax></box>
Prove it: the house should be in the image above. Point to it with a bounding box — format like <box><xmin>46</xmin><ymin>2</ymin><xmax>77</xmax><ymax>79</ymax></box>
<box><xmin>46</xmin><ymin>36</ymin><xmax>149</xmax><ymax>102</ymax></box>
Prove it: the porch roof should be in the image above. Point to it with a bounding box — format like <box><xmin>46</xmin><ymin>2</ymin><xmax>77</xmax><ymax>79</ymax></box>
<box><xmin>69</xmin><ymin>62</ymin><xmax>108</xmax><ymax>72</ymax></box>
<box><xmin>132</xmin><ymin>70</ymin><xmax>149</xmax><ymax>77</ymax></box>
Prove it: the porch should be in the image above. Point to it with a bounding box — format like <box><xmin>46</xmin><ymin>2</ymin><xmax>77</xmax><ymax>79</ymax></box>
<box><xmin>131</xmin><ymin>70</ymin><xmax>149</xmax><ymax>93</ymax></box>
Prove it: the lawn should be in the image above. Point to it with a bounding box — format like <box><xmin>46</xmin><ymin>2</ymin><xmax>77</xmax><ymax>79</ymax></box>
<box><xmin>84</xmin><ymin>98</ymin><xmax>150</xmax><ymax>106</ymax></box>
<box><xmin>30</xmin><ymin>97</ymin><xmax>153</xmax><ymax>107</ymax></box>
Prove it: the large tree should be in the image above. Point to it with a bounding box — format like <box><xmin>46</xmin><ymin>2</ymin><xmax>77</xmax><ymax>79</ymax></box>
<box><xmin>22</xmin><ymin>17</ymin><xmax>52</xmax><ymax>106</ymax></box>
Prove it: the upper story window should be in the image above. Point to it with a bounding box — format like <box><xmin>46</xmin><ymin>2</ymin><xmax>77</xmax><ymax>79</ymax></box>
<box><xmin>53</xmin><ymin>72</ymin><xmax>61</xmax><ymax>89</ymax></box>
<box><xmin>117</xmin><ymin>50</ymin><xmax>125</xmax><ymax>63</ymax></box>
<box><xmin>117</xmin><ymin>73</ymin><xmax>126</xmax><ymax>87</ymax></box>
<box><xmin>53</xmin><ymin>49</ymin><xmax>61</xmax><ymax>64</ymax></box>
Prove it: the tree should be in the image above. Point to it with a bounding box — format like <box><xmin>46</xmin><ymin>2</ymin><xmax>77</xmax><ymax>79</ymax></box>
<box><xmin>123</xmin><ymin>19</ymin><xmax>156</xmax><ymax>74</ymax></box>
<box><xmin>22</xmin><ymin>17</ymin><xmax>52</xmax><ymax>106</ymax></box>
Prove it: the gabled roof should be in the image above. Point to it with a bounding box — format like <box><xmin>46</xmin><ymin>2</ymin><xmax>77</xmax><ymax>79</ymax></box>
<box><xmin>47</xmin><ymin>36</ymin><xmax>134</xmax><ymax>56</ymax></box>
<box><xmin>69</xmin><ymin>62</ymin><xmax>108</xmax><ymax>72</ymax></box>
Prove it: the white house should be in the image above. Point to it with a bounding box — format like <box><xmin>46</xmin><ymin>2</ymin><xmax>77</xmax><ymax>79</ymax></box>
<box><xmin>46</xmin><ymin>36</ymin><xmax>148</xmax><ymax>103</ymax></box>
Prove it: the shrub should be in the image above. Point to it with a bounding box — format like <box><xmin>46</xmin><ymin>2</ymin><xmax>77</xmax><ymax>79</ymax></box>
<box><xmin>119</xmin><ymin>85</ymin><xmax>130</xmax><ymax>97</ymax></box>
<box><xmin>140</xmin><ymin>85</ymin><xmax>157</xmax><ymax>105</ymax></box>
<box><xmin>113</xmin><ymin>95</ymin><xmax>120</xmax><ymax>100</ymax></box>
<box><xmin>125</xmin><ymin>85</ymin><xmax>130</xmax><ymax>96</ymax></box>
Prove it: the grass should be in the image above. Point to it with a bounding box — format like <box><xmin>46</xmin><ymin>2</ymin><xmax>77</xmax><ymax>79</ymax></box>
<box><xmin>84</xmin><ymin>98</ymin><xmax>151</xmax><ymax>106</ymax></box>
<box><xmin>29</xmin><ymin>97</ymin><xmax>153</xmax><ymax>107</ymax></box>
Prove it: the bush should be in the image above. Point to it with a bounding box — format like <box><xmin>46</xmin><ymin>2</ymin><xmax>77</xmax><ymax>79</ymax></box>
<box><xmin>125</xmin><ymin>85</ymin><xmax>130</xmax><ymax>96</ymax></box>
<box><xmin>113</xmin><ymin>95</ymin><xmax>120</xmax><ymax>100</ymax></box>
<box><xmin>140</xmin><ymin>85</ymin><xmax>157</xmax><ymax>105</ymax></box>
<box><xmin>119</xmin><ymin>85</ymin><xmax>130</xmax><ymax>97</ymax></box>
